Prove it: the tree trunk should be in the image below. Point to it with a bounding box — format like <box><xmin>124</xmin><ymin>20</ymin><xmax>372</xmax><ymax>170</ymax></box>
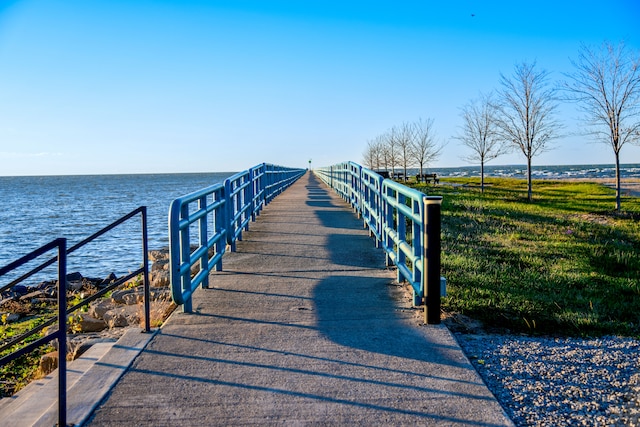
<box><xmin>615</xmin><ymin>151</ymin><xmax>621</xmax><ymax>211</ymax></box>
<box><xmin>527</xmin><ymin>156</ymin><xmax>533</xmax><ymax>202</ymax></box>
<box><xmin>480</xmin><ymin>161</ymin><xmax>485</xmax><ymax>193</ymax></box>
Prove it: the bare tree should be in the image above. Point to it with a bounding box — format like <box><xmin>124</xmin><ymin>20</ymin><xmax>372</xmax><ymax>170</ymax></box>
<box><xmin>362</xmin><ymin>139</ymin><xmax>377</xmax><ymax>169</ymax></box>
<box><xmin>412</xmin><ymin>117</ymin><xmax>443</xmax><ymax>180</ymax></box>
<box><xmin>456</xmin><ymin>93</ymin><xmax>510</xmax><ymax>192</ymax></box>
<box><xmin>374</xmin><ymin>135</ymin><xmax>388</xmax><ymax>171</ymax></box>
<box><xmin>384</xmin><ymin>128</ymin><xmax>398</xmax><ymax>177</ymax></box>
<box><xmin>496</xmin><ymin>61</ymin><xmax>561</xmax><ymax>201</ymax></box>
<box><xmin>561</xmin><ymin>41</ymin><xmax>640</xmax><ymax>211</ymax></box>
<box><xmin>395</xmin><ymin>123</ymin><xmax>414</xmax><ymax>181</ymax></box>
<box><xmin>363</xmin><ymin>137</ymin><xmax>389</xmax><ymax>170</ymax></box>
<box><xmin>373</xmin><ymin>136</ymin><xmax>385</xmax><ymax>170</ymax></box>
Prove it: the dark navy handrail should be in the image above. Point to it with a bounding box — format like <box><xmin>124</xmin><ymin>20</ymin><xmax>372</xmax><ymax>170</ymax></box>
<box><xmin>0</xmin><ymin>208</ymin><xmax>151</xmax><ymax>351</ymax></box>
<box><xmin>0</xmin><ymin>206</ymin><xmax>151</xmax><ymax>426</ymax></box>
<box><xmin>169</xmin><ymin>163</ymin><xmax>306</xmax><ymax>312</ymax></box>
<box><xmin>0</xmin><ymin>239</ymin><xmax>67</xmax><ymax>427</ymax></box>
<box><xmin>315</xmin><ymin>162</ymin><xmax>444</xmax><ymax>324</ymax></box>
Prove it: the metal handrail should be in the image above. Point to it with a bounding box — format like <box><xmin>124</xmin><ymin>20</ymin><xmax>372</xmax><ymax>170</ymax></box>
<box><xmin>315</xmin><ymin>162</ymin><xmax>443</xmax><ymax>324</ymax></box>
<box><xmin>361</xmin><ymin>167</ymin><xmax>384</xmax><ymax>245</ymax></box>
<box><xmin>226</xmin><ymin>169</ymin><xmax>254</xmax><ymax>251</ymax></box>
<box><xmin>0</xmin><ymin>239</ymin><xmax>67</xmax><ymax>427</ymax></box>
<box><xmin>265</xmin><ymin>164</ymin><xmax>306</xmax><ymax>202</ymax></box>
<box><xmin>382</xmin><ymin>179</ymin><xmax>426</xmax><ymax>292</ymax></box>
<box><xmin>169</xmin><ymin>163</ymin><xmax>306</xmax><ymax>312</ymax></box>
<box><xmin>0</xmin><ymin>206</ymin><xmax>151</xmax><ymax>426</ymax></box>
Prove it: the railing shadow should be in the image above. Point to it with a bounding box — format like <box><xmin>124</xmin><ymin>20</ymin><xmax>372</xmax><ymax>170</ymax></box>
<box><xmin>86</xmin><ymin>172</ymin><xmax>506</xmax><ymax>426</ymax></box>
<box><xmin>304</xmin><ymin>174</ymin><xmax>468</xmax><ymax>368</ymax></box>
<box><xmin>312</xmin><ymin>274</ymin><xmax>468</xmax><ymax>368</ymax></box>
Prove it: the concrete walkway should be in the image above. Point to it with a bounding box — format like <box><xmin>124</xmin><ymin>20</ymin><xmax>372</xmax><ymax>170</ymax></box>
<box><xmin>87</xmin><ymin>172</ymin><xmax>512</xmax><ymax>426</ymax></box>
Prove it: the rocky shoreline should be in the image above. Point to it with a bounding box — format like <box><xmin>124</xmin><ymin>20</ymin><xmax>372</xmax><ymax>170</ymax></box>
<box><xmin>0</xmin><ymin>248</ymin><xmax>176</xmax><ymax>392</ymax></box>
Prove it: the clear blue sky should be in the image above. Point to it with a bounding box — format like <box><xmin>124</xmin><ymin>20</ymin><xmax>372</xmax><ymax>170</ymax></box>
<box><xmin>1</xmin><ymin>0</ymin><xmax>639</xmax><ymax>176</ymax></box>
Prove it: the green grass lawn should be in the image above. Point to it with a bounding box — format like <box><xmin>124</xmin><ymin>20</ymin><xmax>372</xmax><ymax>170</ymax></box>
<box><xmin>412</xmin><ymin>178</ymin><xmax>640</xmax><ymax>337</ymax></box>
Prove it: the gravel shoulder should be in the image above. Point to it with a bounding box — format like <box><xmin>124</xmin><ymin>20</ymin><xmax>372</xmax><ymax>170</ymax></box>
<box><xmin>441</xmin><ymin>176</ymin><xmax>640</xmax><ymax>425</ymax></box>
<box><xmin>453</xmin><ymin>332</ymin><xmax>640</xmax><ymax>426</ymax></box>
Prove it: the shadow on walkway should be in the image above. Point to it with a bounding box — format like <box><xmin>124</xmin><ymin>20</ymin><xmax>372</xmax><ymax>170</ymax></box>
<box><xmin>85</xmin><ymin>172</ymin><xmax>512</xmax><ymax>426</ymax></box>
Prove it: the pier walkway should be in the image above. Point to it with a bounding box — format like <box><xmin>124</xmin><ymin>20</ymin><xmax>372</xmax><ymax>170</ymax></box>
<box><xmin>86</xmin><ymin>172</ymin><xmax>512</xmax><ymax>426</ymax></box>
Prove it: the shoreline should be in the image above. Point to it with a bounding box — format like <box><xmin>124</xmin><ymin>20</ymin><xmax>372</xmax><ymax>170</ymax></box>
<box><xmin>452</xmin><ymin>176</ymin><xmax>640</xmax><ymax>198</ymax></box>
<box><xmin>542</xmin><ymin>177</ymin><xmax>640</xmax><ymax>198</ymax></box>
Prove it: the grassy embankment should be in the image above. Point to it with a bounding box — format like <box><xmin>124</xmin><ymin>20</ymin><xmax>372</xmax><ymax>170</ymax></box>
<box><xmin>411</xmin><ymin>177</ymin><xmax>640</xmax><ymax>337</ymax></box>
<box><xmin>0</xmin><ymin>304</ymin><xmax>54</xmax><ymax>397</ymax></box>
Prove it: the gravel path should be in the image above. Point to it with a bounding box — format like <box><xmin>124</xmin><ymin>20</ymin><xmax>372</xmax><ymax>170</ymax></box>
<box><xmin>454</xmin><ymin>333</ymin><xmax>640</xmax><ymax>426</ymax></box>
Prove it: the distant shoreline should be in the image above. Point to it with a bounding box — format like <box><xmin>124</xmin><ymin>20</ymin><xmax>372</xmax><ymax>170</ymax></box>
<box><xmin>524</xmin><ymin>176</ymin><xmax>640</xmax><ymax>198</ymax></box>
<box><xmin>561</xmin><ymin>177</ymin><xmax>640</xmax><ymax>198</ymax></box>
<box><xmin>441</xmin><ymin>176</ymin><xmax>640</xmax><ymax>198</ymax></box>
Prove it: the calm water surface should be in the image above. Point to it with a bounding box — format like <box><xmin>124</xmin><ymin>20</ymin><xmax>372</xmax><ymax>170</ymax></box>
<box><xmin>0</xmin><ymin>172</ymin><xmax>233</xmax><ymax>284</ymax></box>
<box><xmin>1</xmin><ymin>164</ymin><xmax>639</xmax><ymax>285</ymax></box>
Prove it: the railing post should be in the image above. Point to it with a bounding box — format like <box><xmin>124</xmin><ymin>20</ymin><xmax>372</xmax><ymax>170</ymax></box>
<box><xmin>141</xmin><ymin>207</ymin><xmax>151</xmax><ymax>332</ymax></box>
<box><xmin>412</xmin><ymin>198</ymin><xmax>422</xmax><ymax>305</ymax></box>
<box><xmin>250</xmin><ymin>167</ymin><xmax>257</xmax><ymax>222</ymax></box>
<box><xmin>397</xmin><ymin>192</ymin><xmax>406</xmax><ymax>284</ymax></box>
<box><xmin>375</xmin><ymin>174</ymin><xmax>383</xmax><ymax>248</ymax></box>
<box><xmin>383</xmin><ymin>184</ymin><xmax>393</xmax><ymax>268</ymax></box>
<box><xmin>198</xmin><ymin>195</ymin><xmax>210</xmax><ymax>288</ymax></box>
<box><xmin>423</xmin><ymin>196</ymin><xmax>443</xmax><ymax>325</ymax></box>
<box><xmin>180</xmin><ymin>202</ymin><xmax>193</xmax><ymax>313</ymax></box>
<box><xmin>329</xmin><ymin>166</ymin><xmax>333</xmax><ymax>188</ymax></box>
<box><xmin>216</xmin><ymin>189</ymin><xmax>225</xmax><ymax>271</ymax></box>
<box><xmin>57</xmin><ymin>238</ymin><xmax>67</xmax><ymax>427</ymax></box>
<box><xmin>243</xmin><ymin>174</ymin><xmax>251</xmax><ymax>231</ymax></box>
<box><xmin>224</xmin><ymin>178</ymin><xmax>236</xmax><ymax>252</ymax></box>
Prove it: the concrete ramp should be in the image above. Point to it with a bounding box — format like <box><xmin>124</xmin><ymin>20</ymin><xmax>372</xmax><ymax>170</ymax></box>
<box><xmin>87</xmin><ymin>172</ymin><xmax>512</xmax><ymax>426</ymax></box>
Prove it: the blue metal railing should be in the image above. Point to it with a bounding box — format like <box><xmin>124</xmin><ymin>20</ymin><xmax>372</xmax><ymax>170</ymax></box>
<box><xmin>169</xmin><ymin>163</ymin><xmax>306</xmax><ymax>312</ymax></box>
<box><xmin>0</xmin><ymin>206</ymin><xmax>151</xmax><ymax>427</ymax></box>
<box><xmin>361</xmin><ymin>167</ymin><xmax>384</xmax><ymax>245</ymax></box>
<box><xmin>315</xmin><ymin>162</ymin><xmax>444</xmax><ymax>324</ymax></box>
<box><xmin>265</xmin><ymin>163</ymin><xmax>307</xmax><ymax>202</ymax></box>
<box><xmin>226</xmin><ymin>168</ymin><xmax>254</xmax><ymax>251</ymax></box>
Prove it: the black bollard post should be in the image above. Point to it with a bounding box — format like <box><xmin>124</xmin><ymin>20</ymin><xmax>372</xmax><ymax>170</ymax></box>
<box><xmin>424</xmin><ymin>196</ymin><xmax>443</xmax><ymax>325</ymax></box>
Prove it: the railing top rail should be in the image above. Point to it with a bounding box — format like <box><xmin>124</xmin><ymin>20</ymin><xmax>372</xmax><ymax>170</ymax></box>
<box><xmin>170</xmin><ymin>181</ymin><xmax>226</xmax><ymax>207</ymax></box>
<box><xmin>382</xmin><ymin>178</ymin><xmax>427</xmax><ymax>201</ymax></box>
<box><xmin>0</xmin><ymin>238</ymin><xmax>65</xmax><ymax>278</ymax></box>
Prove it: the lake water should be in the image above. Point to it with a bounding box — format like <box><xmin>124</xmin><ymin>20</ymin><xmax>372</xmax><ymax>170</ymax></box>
<box><xmin>0</xmin><ymin>172</ymin><xmax>233</xmax><ymax>285</ymax></box>
<box><xmin>1</xmin><ymin>164</ymin><xmax>639</xmax><ymax>285</ymax></box>
<box><xmin>411</xmin><ymin>163</ymin><xmax>640</xmax><ymax>180</ymax></box>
